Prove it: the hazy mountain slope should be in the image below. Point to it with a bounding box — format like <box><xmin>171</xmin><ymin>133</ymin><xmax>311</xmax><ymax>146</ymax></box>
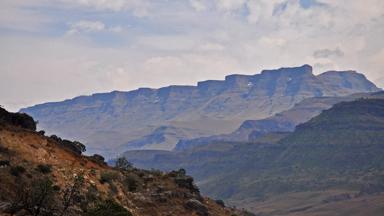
<box><xmin>124</xmin><ymin>96</ymin><xmax>384</xmax><ymax>215</ymax></box>
<box><xmin>176</xmin><ymin>91</ymin><xmax>382</xmax><ymax>150</ymax></box>
<box><xmin>0</xmin><ymin>107</ymin><xmax>245</xmax><ymax>216</ymax></box>
<box><xmin>21</xmin><ymin>65</ymin><xmax>379</xmax><ymax>155</ymax></box>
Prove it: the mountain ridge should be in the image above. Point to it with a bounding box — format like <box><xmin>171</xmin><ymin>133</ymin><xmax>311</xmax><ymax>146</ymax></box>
<box><xmin>124</xmin><ymin>96</ymin><xmax>384</xmax><ymax>215</ymax></box>
<box><xmin>20</xmin><ymin>65</ymin><xmax>380</xmax><ymax>156</ymax></box>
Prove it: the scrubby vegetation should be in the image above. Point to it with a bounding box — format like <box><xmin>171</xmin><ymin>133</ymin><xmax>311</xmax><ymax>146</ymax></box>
<box><xmin>36</xmin><ymin>164</ymin><xmax>52</xmax><ymax>174</ymax></box>
<box><xmin>84</xmin><ymin>199</ymin><xmax>132</xmax><ymax>216</ymax></box>
<box><xmin>10</xmin><ymin>165</ymin><xmax>26</xmax><ymax>177</ymax></box>
<box><xmin>114</xmin><ymin>157</ymin><xmax>133</xmax><ymax>171</ymax></box>
<box><xmin>99</xmin><ymin>171</ymin><xmax>119</xmax><ymax>184</ymax></box>
<box><xmin>0</xmin><ymin>107</ymin><xmax>36</xmax><ymax>130</ymax></box>
<box><xmin>50</xmin><ymin>135</ymin><xmax>86</xmax><ymax>155</ymax></box>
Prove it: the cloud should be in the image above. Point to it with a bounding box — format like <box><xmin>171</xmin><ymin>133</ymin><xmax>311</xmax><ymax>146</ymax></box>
<box><xmin>60</xmin><ymin>0</ymin><xmax>151</xmax><ymax>16</ymax></box>
<box><xmin>1</xmin><ymin>0</ymin><xmax>384</xmax><ymax>111</ymax></box>
<box><xmin>66</xmin><ymin>20</ymin><xmax>123</xmax><ymax>35</ymax></box>
<box><xmin>67</xmin><ymin>20</ymin><xmax>105</xmax><ymax>34</ymax></box>
<box><xmin>189</xmin><ymin>0</ymin><xmax>207</xmax><ymax>12</ymax></box>
<box><xmin>214</xmin><ymin>0</ymin><xmax>246</xmax><ymax>11</ymax></box>
<box><xmin>0</xmin><ymin>0</ymin><xmax>50</xmax><ymax>31</ymax></box>
<box><xmin>313</xmin><ymin>48</ymin><xmax>344</xmax><ymax>58</ymax></box>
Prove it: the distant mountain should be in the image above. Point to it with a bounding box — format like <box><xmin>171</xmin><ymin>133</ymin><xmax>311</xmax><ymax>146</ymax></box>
<box><xmin>21</xmin><ymin>65</ymin><xmax>379</xmax><ymax>156</ymax></box>
<box><xmin>175</xmin><ymin>92</ymin><xmax>381</xmax><ymax>150</ymax></box>
<box><xmin>124</xmin><ymin>94</ymin><xmax>384</xmax><ymax>215</ymax></box>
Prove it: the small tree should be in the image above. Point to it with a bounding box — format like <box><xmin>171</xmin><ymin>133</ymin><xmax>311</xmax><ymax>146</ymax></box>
<box><xmin>59</xmin><ymin>174</ymin><xmax>85</xmax><ymax>216</ymax></box>
<box><xmin>10</xmin><ymin>177</ymin><xmax>57</xmax><ymax>216</ymax></box>
<box><xmin>115</xmin><ymin>157</ymin><xmax>133</xmax><ymax>171</ymax></box>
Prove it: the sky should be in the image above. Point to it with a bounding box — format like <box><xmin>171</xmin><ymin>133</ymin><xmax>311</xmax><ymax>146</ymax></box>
<box><xmin>1</xmin><ymin>0</ymin><xmax>384</xmax><ymax>111</ymax></box>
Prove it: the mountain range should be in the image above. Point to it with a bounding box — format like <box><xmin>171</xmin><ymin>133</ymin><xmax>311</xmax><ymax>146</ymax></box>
<box><xmin>21</xmin><ymin>65</ymin><xmax>380</xmax><ymax>157</ymax></box>
<box><xmin>124</xmin><ymin>92</ymin><xmax>384</xmax><ymax>215</ymax></box>
<box><xmin>14</xmin><ymin>64</ymin><xmax>384</xmax><ymax>215</ymax></box>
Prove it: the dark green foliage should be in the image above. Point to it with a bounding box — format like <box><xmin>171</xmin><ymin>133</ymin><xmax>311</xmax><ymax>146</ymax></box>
<box><xmin>8</xmin><ymin>175</ymin><xmax>90</xmax><ymax>216</ymax></box>
<box><xmin>36</xmin><ymin>164</ymin><xmax>52</xmax><ymax>174</ymax></box>
<box><xmin>84</xmin><ymin>199</ymin><xmax>132</xmax><ymax>216</ymax></box>
<box><xmin>60</xmin><ymin>175</ymin><xmax>85</xmax><ymax>216</ymax></box>
<box><xmin>90</xmin><ymin>154</ymin><xmax>106</xmax><ymax>165</ymax></box>
<box><xmin>9</xmin><ymin>177</ymin><xmax>57</xmax><ymax>216</ymax></box>
<box><xmin>50</xmin><ymin>135</ymin><xmax>86</xmax><ymax>155</ymax></box>
<box><xmin>99</xmin><ymin>171</ymin><xmax>118</xmax><ymax>184</ymax></box>
<box><xmin>10</xmin><ymin>165</ymin><xmax>26</xmax><ymax>176</ymax></box>
<box><xmin>123</xmin><ymin>173</ymin><xmax>142</xmax><ymax>192</ymax></box>
<box><xmin>0</xmin><ymin>107</ymin><xmax>36</xmax><ymax>130</ymax></box>
<box><xmin>85</xmin><ymin>185</ymin><xmax>99</xmax><ymax>204</ymax></box>
<box><xmin>115</xmin><ymin>157</ymin><xmax>133</xmax><ymax>171</ymax></box>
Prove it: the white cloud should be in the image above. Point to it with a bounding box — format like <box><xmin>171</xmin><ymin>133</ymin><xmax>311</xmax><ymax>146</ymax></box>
<box><xmin>0</xmin><ymin>0</ymin><xmax>50</xmax><ymax>31</ymax></box>
<box><xmin>214</xmin><ymin>0</ymin><xmax>246</xmax><ymax>11</ymax></box>
<box><xmin>61</xmin><ymin>0</ymin><xmax>151</xmax><ymax>16</ymax></box>
<box><xmin>1</xmin><ymin>0</ymin><xmax>384</xmax><ymax>111</ymax></box>
<box><xmin>66</xmin><ymin>20</ymin><xmax>124</xmax><ymax>35</ymax></box>
<box><xmin>189</xmin><ymin>0</ymin><xmax>207</xmax><ymax>12</ymax></box>
<box><xmin>67</xmin><ymin>20</ymin><xmax>105</xmax><ymax>34</ymax></box>
<box><xmin>313</xmin><ymin>48</ymin><xmax>344</xmax><ymax>58</ymax></box>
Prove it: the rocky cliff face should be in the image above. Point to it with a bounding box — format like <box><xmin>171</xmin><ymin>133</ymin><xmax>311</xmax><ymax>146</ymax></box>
<box><xmin>20</xmin><ymin>65</ymin><xmax>379</xmax><ymax>156</ymax></box>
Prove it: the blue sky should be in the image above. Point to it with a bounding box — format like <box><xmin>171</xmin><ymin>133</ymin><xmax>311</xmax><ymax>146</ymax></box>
<box><xmin>1</xmin><ymin>0</ymin><xmax>383</xmax><ymax>111</ymax></box>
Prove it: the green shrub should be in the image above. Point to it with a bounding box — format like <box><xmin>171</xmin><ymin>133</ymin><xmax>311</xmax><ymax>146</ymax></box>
<box><xmin>123</xmin><ymin>173</ymin><xmax>142</xmax><ymax>192</ymax></box>
<box><xmin>10</xmin><ymin>165</ymin><xmax>26</xmax><ymax>176</ymax></box>
<box><xmin>36</xmin><ymin>164</ymin><xmax>52</xmax><ymax>174</ymax></box>
<box><xmin>90</xmin><ymin>154</ymin><xmax>106</xmax><ymax>165</ymax></box>
<box><xmin>84</xmin><ymin>199</ymin><xmax>132</xmax><ymax>216</ymax></box>
<box><xmin>115</xmin><ymin>157</ymin><xmax>133</xmax><ymax>171</ymax></box>
<box><xmin>99</xmin><ymin>171</ymin><xmax>118</xmax><ymax>184</ymax></box>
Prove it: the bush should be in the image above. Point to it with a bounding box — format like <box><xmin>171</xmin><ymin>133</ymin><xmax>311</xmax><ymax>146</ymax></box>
<box><xmin>90</xmin><ymin>154</ymin><xmax>106</xmax><ymax>165</ymax></box>
<box><xmin>123</xmin><ymin>173</ymin><xmax>142</xmax><ymax>192</ymax></box>
<box><xmin>50</xmin><ymin>135</ymin><xmax>86</xmax><ymax>155</ymax></box>
<box><xmin>9</xmin><ymin>177</ymin><xmax>57</xmax><ymax>215</ymax></box>
<box><xmin>0</xmin><ymin>107</ymin><xmax>36</xmax><ymax>130</ymax></box>
<box><xmin>10</xmin><ymin>165</ymin><xmax>26</xmax><ymax>176</ymax></box>
<box><xmin>115</xmin><ymin>157</ymin><xmax>133</xmax><ymax>171</ymax></box>
<box><xmin>84</xmin><ymin>199</ymin><xmax>132</xmax><ymax>216</ymax></box>
<box><xmin>99</xmin><ymin>172</ymin><xmax>118</xmax><ymax>184</ymax></box>
<box><xmin>36</xmin><ymin>164</ymin><xmax>52</xmax><ymax>174</ymax></box>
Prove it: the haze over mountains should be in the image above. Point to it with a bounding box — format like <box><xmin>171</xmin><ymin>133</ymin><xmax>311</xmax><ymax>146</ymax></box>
<box><xmin>125</xmin><ymin>92</ymin><xmax>384</xmax><ymax>215</ymax></box>
<box><xmin>21</xmin><ymin>65</ymin><xmax>379</xmax><ymax>157</ymax></box>
<box><xmin>16</xmin><ymin>64</ymin><xmax>384</xmax><ymax>215</ymax></box>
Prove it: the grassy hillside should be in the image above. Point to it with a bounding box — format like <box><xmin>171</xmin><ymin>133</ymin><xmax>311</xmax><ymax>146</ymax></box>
<box><xmin>0</xmin><ymin>107</ymin><xmax>247</xmax><ymax>216</ymax></box>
